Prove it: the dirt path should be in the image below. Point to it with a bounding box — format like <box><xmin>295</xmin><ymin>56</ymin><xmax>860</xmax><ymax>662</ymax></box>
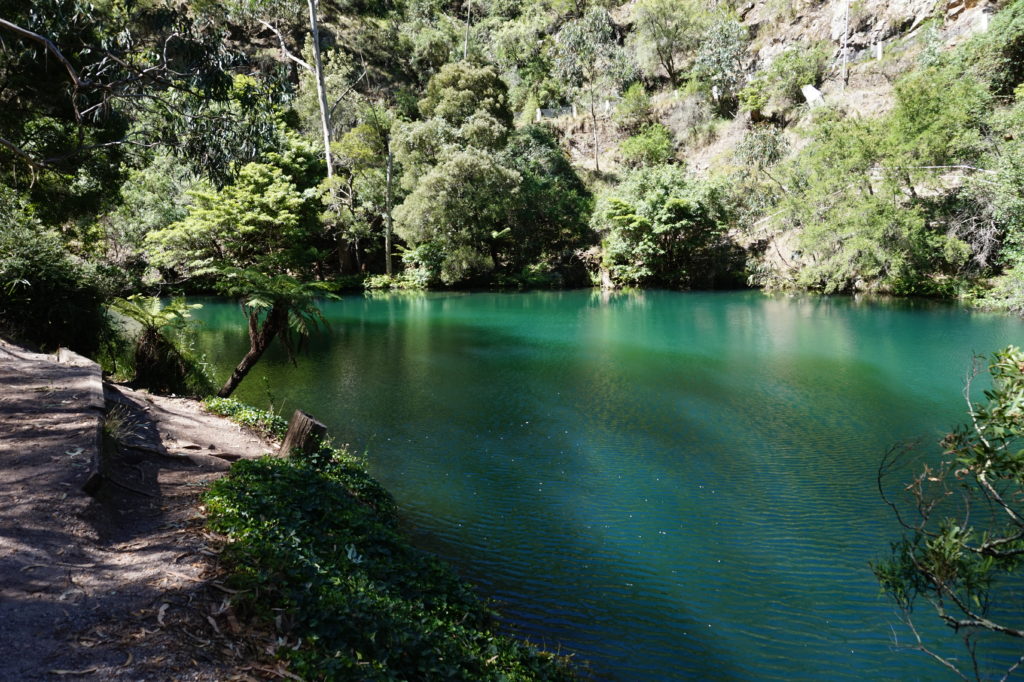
<box><xmin>0</xmin><ymin>339</ymin><xmax>281</xmax><ymax>680</ymax></box>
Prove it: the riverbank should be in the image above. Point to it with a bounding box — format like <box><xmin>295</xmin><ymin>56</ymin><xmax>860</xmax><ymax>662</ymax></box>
<box><xmin>0</xmin><ymin>337</ymin><xmax>576</xmax><ymax>680</ymax></box>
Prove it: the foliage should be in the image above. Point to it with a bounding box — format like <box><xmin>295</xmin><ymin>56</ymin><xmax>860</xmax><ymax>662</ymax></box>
<box><xmin>107</xmin><ymin>295</ymin><xmax>213</xmax><ymax>395</ymax></box>
<box><xmin>739</xmin><ymin>42</ymin><xmax>829</xmax><ymax>113</ymax></box>
<box><xmin>394</xmin><ymin>148</ymin><xmax>520</xmax><ymax>284</ymax></box>
<box><xmin>202</xmin><ymin>397</ymin><xmax>288</xmax><ymax>440</ymax></box>
<box><xmin>499</xmin><ymin>125</ymin><xmax>594</xmax><ymax>282</ymax></box>
<box><xmin>214</xmin><ymin>268</ymin><xmax>336</xmax><ymax>397</ymax></box>
<box><xmin>204</xmin><ymin>452</ymin><xmax>576</xmax><ymax>680</ymax></box>
<box><xmin>630</xmin><ymin>0</ymin><xmax>706</xmax><ymax>87</ymax></box>
<box><xmin>146</xmin><ymin>161</ymin><xmax>318</xmax><ymax>282</ymax></box>
<box><xmin>99</xmin><ymin>155</ymin><xmax>198</xmax><ymax>284</ymax></box>
<box><xmin>593</xmin><ymin>164</ymin><xmax>741</xmax><ymax>288</ymax></box>
<box><xmin>614</xmin><ymin>83</ymin><xmax>655</xmax><ymax>134</ymax></box>
<box><xmin>875</xmin><ymin>347</ymin><xmax>1024</xmax><ymax>680</ymax></box>
<box><xmin>764</xmin><ymin>72</ymin><xmax>994</xmax><ymax>294</ymax></box>
<box><xmin>0</xmin><ymin>189</ymin><xmax>105</xmax><ymax>352</ymax></box>
<box><xmin>0</xmin><ymin>0</ymin><xmax>245</xmax><ymax>221</ymax></box>
<box><xmin>690</xmin><ymin>16</ymin><xmax>747</xmax><ymax>116</ymax></box>
<box><xmin>619</xmin><ymin>123</ymin><xmax>675</xmax><ymax>168</ymax></box>
<box><xmin>419</xmin><ymin>62</ymin><xmax>514</xmax><ymax>129</ymax></box>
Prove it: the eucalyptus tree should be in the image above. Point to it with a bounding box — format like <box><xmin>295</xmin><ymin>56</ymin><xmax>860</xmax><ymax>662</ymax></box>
<box><xmin>631</xmin><ymin>0</ymin><xmax>706</xmax><ymax>87</ymax></box>
<box><xmin>554</xmin><ymin>6</ymin><xmax>626</xmax><ymax>171</ymax></box>
<box><xmin>0</xmin><ymin>0</ymin><xmax>239</xmax><ymax>222</ymax></box>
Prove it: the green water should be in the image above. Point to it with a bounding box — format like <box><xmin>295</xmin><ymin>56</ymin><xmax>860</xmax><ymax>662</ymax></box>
<box><xmin>194</xmin><ymin>290</ymin><xmax>1023</xmax><ymax>680</ymax></box>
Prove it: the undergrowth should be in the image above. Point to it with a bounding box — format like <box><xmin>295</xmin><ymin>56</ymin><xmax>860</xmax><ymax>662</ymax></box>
<box><xmin>202</xmin><ymin>397</ymin><xmax>288</xmax><ymax>441</ymax></box>
<box><xmin>204</xmin><ymin>450</ymin><xmax>576</xmax><ymax>680</ymax></box>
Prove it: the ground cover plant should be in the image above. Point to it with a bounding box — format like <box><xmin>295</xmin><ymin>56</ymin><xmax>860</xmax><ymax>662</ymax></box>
<box><xmin>204</xmin><ymin>446</ymin><xmax>576</xmax><ymax>680</ymax></box>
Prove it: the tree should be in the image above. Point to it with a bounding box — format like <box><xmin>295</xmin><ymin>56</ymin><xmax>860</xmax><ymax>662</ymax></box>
<box><xmin>691</xmin><ymin>16</ymin><xmax>747</xmax><ymax>117</ymax></box>
<box><xmin>554</xmin><ymin>7</ymin><xmax>624</xmax><ymax>171</ymax></box>
<box><xmin>146</xmin><ymin>161</ymin><xmax>317</xmax><ymax>281</ymax></box>
<box><xmin>108</xmin><ymin>295</ymin><xmax>212</xmax><ymax>395</ymax></box>
<box><xmin>0</xmin><ymin>0</ymin><xmax>238</xmax><ymax>222</ymax></box>
<box><xmin>875</xmin><ymin>347</ymin><xmax>1024</xmax><ymax>681</ymax></box>
<box><xmin>393</xmin><ymin>148</ymin><xmax>520</xmax><ymax>284</ymax></box>
<box><xmin>592</xmin><ymin>164</ymin><xmax>740</xmax><ymax>288</ymax></box>
<box><xmin>214</xmin><ymin>269</ymin><xmax>334</xmax><ymax>397</ymax></box>
<box><xmin>631</xmin><ymin>0</ymin><xmax>705</xmax><ymax>87</ymax></box>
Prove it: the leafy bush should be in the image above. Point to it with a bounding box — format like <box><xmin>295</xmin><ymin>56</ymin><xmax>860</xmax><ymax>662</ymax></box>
<box><xmin>619</xmin><ymin>123</ymin><xmax>675</xmax><ymax>168</ymax></box>
<box><xmin>0</xmin><ymin>189</ymin><xmax>106</xmax><ymax>353</ymax></box>
<box><xmin>875</xmin><ymin>346</ymin><xmax>1024</xmax><ymax>680</ymax></box>
<box><xmin>739</xmin><ymin>42</ymin><xmax>830</xmax><ymax>113</ymax></box>
<box><xmin>593</xmin><ymin>164</ymin><xmax>742</xmax><ymax>288</ymax></box>
<box><xmin>108</xmin><ymin>295</ymin><xmax>213</xmax><ymax>395</ymax></box>
<box><xmin>204</xmin><ymin>453</ymin><xmax>575</xmax><ymax>680</ymax></box>
<box><xmin>614</xmin><ymin>83</ymin><xmax>654</xmax><ymax>134</ymax></box>
<box><xmin>202</xmin><ymin>397</ymin><xmax>288</xmax><ymax>440</ymax></box>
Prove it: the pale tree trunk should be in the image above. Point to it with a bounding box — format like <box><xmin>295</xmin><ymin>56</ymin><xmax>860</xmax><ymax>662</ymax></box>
<box><xmin>589</xmin><ymin>91</ymin><xmax>600</xmax><ymax>172</ymax></box>
<box><xmin>308</xmin><ymin>0</ymin><xmax>333</xmax><ymax>178</ymax></box>
<box><xmin>385</xmin><ymin>148</ymin><xmax>394</xmax><ymax>275</ymax></box>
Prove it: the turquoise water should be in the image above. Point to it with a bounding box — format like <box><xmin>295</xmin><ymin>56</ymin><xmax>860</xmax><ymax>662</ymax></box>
<box><xmin>193</xmin><ymin>290</ymin><xmax>1023</xmax><ymax>680</ymax></box>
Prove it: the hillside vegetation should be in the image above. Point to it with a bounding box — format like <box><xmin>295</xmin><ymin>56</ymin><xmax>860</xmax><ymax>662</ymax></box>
<box><xmin>4</xmin><ymin>0</ymin><xmax>1024</xmax><ymax>353</ymax></box>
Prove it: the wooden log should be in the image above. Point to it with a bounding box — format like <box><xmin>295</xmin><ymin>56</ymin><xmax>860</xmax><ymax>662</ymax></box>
<box><xmin>278</xmin><ymin>410</ymin><xmax>328</xmax><ymax>458</ymax></box>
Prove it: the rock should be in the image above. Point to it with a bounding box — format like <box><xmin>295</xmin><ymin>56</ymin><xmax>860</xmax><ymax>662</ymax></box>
<box><xmin>801</xmin><ymin>85</ymin><xmax>826</xmax><ymax>107</ymax></box>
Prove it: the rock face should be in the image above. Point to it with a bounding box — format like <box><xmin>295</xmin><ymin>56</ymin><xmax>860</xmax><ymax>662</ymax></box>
<box><xmin>745</xmin><ymin>0</ymin><xmax>996</xmax><ymax>66</ymax></box>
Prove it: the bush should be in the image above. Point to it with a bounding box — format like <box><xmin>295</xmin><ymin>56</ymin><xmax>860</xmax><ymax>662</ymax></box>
<box><xmin>107</xmin><ymin>295</ymin><xmax>213</xmax><ymax>396</ymax></box>
<box><xmin>204</xmin><ymin>453</ymin><xmax>575</xmax><ymax>680</ymax></box>
<box><xmin>619</xmin><ymin>123</ymin><xmax>675</xmax><ymax>168</ymax></box>
<box><xmin>614</xmin><ymin>83</ymin><xmax>654</xmax><ymax>134</ymax></box>
<box><xmin>593</xmin><ymin>164</ymin><xmax>743</xmax><ymax>288</ymax></box>
<box><xmin>0</xmin><ymin>189</ymin><xmax>105</xmax><ymax>353</ymax></box>
<box><xmin>739</xmin><ymin>42</ymin><xmax>830</xmax><ymax>113</ymax></box>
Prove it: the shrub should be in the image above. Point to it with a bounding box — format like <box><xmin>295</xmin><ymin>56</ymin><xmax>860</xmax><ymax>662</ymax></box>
<box><xmin>614</xmin><ymin>83</ymin><xmax>654</xmax><ymax>134</ymax></box>
<box><xmin>619</xmin><ymin>123</ymin><xmax>675</xmax><ymax>167</ymax></box>
<box><xmin>739</xmin><ymin>42</ymin><xmax>830</xmax><ymax>113</ymax></box>
<box><xmin>107</xmin><ymin>295</ymin><xmax>213</xmax><ymax>396</ymax></box>
<box><xmin>593</xmin><ymin>164</ymin><xmax>742</xmax><ymax>288</ymax></box>
<box><xmin>0</xmin><ymin>189</ymin><xmax>105</xmax><ymax>353</ymax></box>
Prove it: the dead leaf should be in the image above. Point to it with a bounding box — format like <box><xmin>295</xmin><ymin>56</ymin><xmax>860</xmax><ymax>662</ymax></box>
<box><xmin>157</xmin><ymin>603</ymin><xmax>168</xmax><ymax>626</ymax></box>
<box><xmin>49</xmin><ymin>667</ymin><xmax>99</xmax><ymax>676</ymax></box>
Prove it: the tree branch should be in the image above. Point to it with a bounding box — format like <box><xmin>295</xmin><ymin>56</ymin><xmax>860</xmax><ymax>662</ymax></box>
<box><xmin>0</xmin><ymin>17</ymin><xmax>88</xmax><ymax>92</ymax></box>
<box><xmin>258</xmin><ymin>20</ymin><xmax>312</xmax><ymax>72</ymax></box>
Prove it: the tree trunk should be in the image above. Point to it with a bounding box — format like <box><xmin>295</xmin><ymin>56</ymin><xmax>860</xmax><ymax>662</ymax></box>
<box><xmin>308</xmin><ymin>0</ymin><xmax>333</xmax><ymax>178</ymax></box>
<box><xmin>590</xmin><ymin>94</ymin><xmax>600</xmax><ymax>172</ymax></box>
<box><xmin>385</xmin><ymin>148</ymin><xmax>394</xmax><ymax>276</ymax></box>
<box><xmin>217</xmin><ymin>305</ymin><xmax>286</xmax><ymax>398</ymax></box>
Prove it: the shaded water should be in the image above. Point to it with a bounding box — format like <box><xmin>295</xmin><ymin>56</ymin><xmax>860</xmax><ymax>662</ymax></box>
<box><xmin>194</xmin><ymin>290</ymin><xmax>1023</xmax><ymax>680</ymax></box>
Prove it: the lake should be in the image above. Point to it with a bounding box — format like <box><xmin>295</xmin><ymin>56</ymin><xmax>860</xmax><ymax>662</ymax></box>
<box><xmin>193</xmin><ymin>290</ymin><xmax>1023</xmax><ymax>680</ymax></box>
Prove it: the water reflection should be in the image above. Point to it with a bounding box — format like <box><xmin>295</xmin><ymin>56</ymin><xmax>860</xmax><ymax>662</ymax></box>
<box><xmin>192</xmin><ymin>290</ymin><xmax>1023</xmax><ymax>681</ymax></box>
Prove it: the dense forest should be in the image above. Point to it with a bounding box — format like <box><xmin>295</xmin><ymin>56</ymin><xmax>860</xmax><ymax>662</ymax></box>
<box><xmin>3</xmin><ymin>0</ymin><xmax>1024</xmax><ymax>359</ymax></box>
<box><xmin>4</xmin><ymin>0</ymin><xmax>1024</xmax><ymax>678</ymax></box>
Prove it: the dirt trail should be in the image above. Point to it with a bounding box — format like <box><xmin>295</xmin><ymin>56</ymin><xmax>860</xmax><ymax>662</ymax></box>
<box><xmin>0</xmin><ymin>339</ymin><xmax>279</xmax><ymax>680</ymax></box>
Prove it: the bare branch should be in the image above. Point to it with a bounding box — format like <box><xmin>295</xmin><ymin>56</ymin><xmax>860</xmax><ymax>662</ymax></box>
<box><xmin>258</xmin><ymin>20</ymin><xmax>312</xmax><ymax>72</ymax></box>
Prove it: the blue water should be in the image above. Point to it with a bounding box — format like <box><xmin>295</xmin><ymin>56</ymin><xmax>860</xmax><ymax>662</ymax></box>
<box><xmin>194</xmin><ymin>290</ymin><xmax>1024</xmax><ymax>680</ymax></box>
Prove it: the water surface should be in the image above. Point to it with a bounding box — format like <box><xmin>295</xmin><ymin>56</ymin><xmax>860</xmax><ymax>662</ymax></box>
<box><xmin>194</xmin><ymin>290</ymin><xmax>1023</xmax><ymax>680</ymax></box>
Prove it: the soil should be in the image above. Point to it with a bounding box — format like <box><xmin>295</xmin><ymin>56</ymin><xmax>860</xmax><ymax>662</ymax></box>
<box><xmin>0</xmin><ymin>339</ymin><xmax>289</xmax><ymax>681</ymax></box>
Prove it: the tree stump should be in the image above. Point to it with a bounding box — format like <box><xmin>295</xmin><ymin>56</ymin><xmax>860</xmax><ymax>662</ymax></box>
<box><xmin>278</xmin><ymin>410</ymin><xmax>328</xmax><ymax>458</ymax></box>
